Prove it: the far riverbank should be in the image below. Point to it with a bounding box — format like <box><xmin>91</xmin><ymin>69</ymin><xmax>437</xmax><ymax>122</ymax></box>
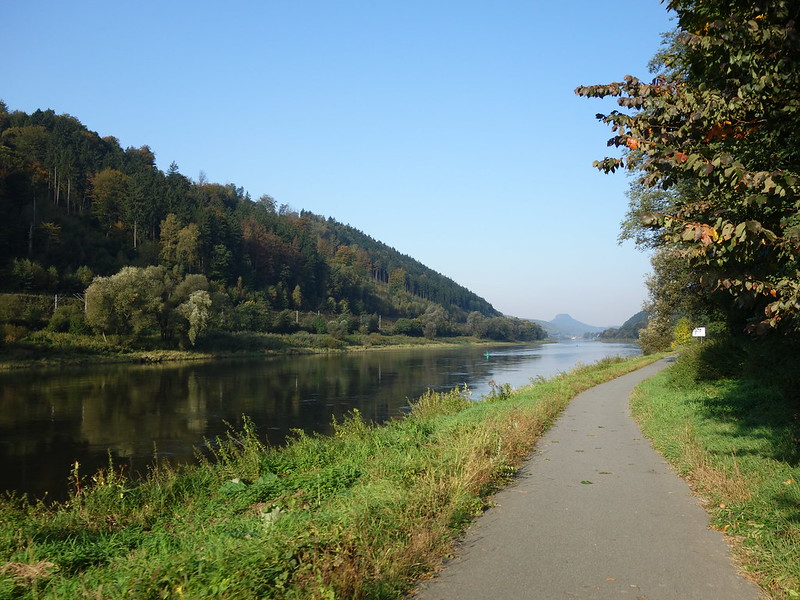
<box><xmin>0</xmin><ymin>329</ymin><xmax>543</xmax><ymax>371</ymax></box>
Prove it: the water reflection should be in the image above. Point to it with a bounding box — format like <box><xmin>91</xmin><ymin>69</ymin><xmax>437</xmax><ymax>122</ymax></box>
<box><xmin>0</xmin><ymin>341</ymin><xmax>639</xmax><ymax>500</ymax></box>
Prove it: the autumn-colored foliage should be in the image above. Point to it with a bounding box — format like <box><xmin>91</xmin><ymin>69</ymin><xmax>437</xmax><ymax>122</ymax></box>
<box><xmin>577</xmin><ymin>0</ymin><xmax>800</xmax><ymax>335</ymax></box>
<box><xmin>0</xmin><ymin>103</ymin><xmax>500</xmax><ymax>336</ymax></box>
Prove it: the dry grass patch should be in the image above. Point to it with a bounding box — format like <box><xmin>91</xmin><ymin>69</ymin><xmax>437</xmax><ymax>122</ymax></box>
<box><xmin>1</xmin><ymin>561</ymin><xmax>56</xmax><ymax>584</ymax></box>
<box><xmin>671</xmin><ymin>423</ymin><xmax>753</xmax><ymax>507</ymax></box>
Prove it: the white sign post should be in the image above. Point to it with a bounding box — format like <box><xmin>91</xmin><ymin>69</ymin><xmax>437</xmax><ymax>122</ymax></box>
<box><xmin>691</xmin><ymin>327</ymin><xmax>706</xmax><ymax>342</ymax></box>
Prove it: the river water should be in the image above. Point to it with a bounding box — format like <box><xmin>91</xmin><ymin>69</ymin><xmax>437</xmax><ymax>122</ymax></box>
<box><xmin>0</xmin><ymin>341</ymin><xmax>639</xmax><ymax>500</ymax></box>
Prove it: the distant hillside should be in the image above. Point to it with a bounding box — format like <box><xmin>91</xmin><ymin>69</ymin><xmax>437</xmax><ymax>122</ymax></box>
<box><xmin>529</xmin><ymin>314</ymin><xmax>609</xmax><ymax>338</ymax></box>
<box><xmin>0</xmin><ymin>104</ymin><xmax>497</xmax><ymax>322</ymax></box>
<box><xmin>304</xmin><ymin>214</ymin><xmax>499</xmax><ymax>319</ymax></box>
<box><xmin>529</xmin><ymin>319</ymin><xmax>561</xmax><ymax>338</ymax></box>
<box><xmin>598</xmin><ymin>311</ymin><xmax>649</xmax><ymax>340</ymax></box>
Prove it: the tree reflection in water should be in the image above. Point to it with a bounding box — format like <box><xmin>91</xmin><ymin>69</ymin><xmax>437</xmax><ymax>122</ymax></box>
<box><xmin>0</xmin><ymin>342</ymin><xmax>640</xmax><ymax>500</ymax></box>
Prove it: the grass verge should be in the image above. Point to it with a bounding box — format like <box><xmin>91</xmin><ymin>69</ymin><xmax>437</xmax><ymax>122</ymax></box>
<box><xmin>0</xmin><ymin>353</ymin><xmax>660</xmax><ymax>599</ymax></box>
<box><xmin>630</xmin><ymin>339</ymin><xmax>800</xmax><ymax>599</ymax></box>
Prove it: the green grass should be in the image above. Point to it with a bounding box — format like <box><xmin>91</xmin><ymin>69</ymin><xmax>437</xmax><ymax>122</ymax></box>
<box><xmin>0</xmin><ymin>331</ymin><xmax>211</xmax><ymax>370</ymax></box>
<box><xmin>630</xmin><ymin>339</ymin><xmax>800</xmax><ymax>599</ymax></box>
<box><xmin>0</xmin><ymin>353</ymin><xmax>660</xmax><ymax>599</ymax></box>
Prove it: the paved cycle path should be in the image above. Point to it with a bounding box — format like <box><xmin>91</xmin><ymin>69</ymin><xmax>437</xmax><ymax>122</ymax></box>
<box><xmin>415</xmin><ymin>358</ymin><xmax>761</xmax><ymax>599</ymax></box>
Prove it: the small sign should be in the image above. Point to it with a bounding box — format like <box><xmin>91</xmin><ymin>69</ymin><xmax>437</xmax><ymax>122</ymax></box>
<box><xmin>691</xmin><ymin>327</ymin><xmax>706</xmax><ymax>338</ymax></box>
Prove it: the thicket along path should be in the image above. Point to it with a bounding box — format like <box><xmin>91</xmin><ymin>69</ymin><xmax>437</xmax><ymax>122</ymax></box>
<box><xmin>414</xmin><ymin>358</ymin><xmax>761</xmax><ymax>600</ymax></box>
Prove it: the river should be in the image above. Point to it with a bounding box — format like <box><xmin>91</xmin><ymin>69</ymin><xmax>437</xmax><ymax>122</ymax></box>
<box><xmin>0</xmin><ymin>340</ymin><xmax>640</xmax><ymax>500</ymax></box>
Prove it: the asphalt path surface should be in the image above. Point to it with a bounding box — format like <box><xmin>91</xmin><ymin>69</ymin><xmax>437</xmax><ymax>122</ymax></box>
<box><xmin>414</xmin><ymin>358</ymin><xmax>761</xmax><ymax>599</ymax></box>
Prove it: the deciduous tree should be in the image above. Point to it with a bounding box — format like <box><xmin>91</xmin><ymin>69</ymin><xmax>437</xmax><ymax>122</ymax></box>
<box><xmin>85</xmin><ymin>266</ymin><xmax>211</xmax><ymax>343</ymax></box>
<box><xmin>577</xmin><ymin>0</ymin><xmax>800</xmax><ymax>334</ymax></box>
<box><xmin>90</xmin><ymin>168</ymin><xmax>129</xmax><ymax>233</ymax></box>
<box><xmin>178</xmin><ymin>290</ymin><xmax>211</xmax><ymax>346</ymax></box>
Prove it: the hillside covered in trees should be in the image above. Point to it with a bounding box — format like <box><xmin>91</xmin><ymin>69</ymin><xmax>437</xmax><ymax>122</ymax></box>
<box><xmin>595</xmin><ymin>311</ymin><xmax>649</xmax><ymax>340</ymax></box>
<box><xmin>0</xmin><ymin>102</ymin><xmax>544</xmax><ymax>348</ymax></box>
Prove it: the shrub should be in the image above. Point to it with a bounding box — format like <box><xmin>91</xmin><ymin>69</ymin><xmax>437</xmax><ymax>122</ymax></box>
<box><xmin>327</xmin><ymin>317</ymin><xmax>350</xmax><ymax>339</ymax></box>
<box><xmin>271</xmin><ymin>310</ymin><xmax>298</xmax><ymax>334</ymax></box>
<box><xmin>301</xmin><ymin>314</ymin><xmax>328</xmax><ymax>334</ymax></box>
<box><xmin>48</xmin><ymin>304</ymin><xmax>89</xmax><ymax>334</ymax></box>
<box><xmin>638</xmin><ymin>314</ymin><xmax>673</xmax><ymax>354</ymax></box>
<box><xmin>2</xmin><ymin>323</ymin><xmax>28</xmax><ymax>343</ymax></box>
<box><xmin>672</xmin><ymin>316</ymin><xmax>693</xmax><ymax>348</ymax></box>
<box><xmin>361</xmin><ymin>314</ymin><xmax>380</xmax><ymax>334</ymax></box>
<box><xmin>0</xmin><ymin>293</ymin><xmax>53</xmax><ymax>327</ymax></box>
<box><xmin>288</xmin><ymin>331</ymin><xmax>316</xmax><ymax>348</ymax></box>
<box><xmin>231</xmin><ymin>300</ymin><xmax>271</xmax><ymax>332</ymax></box>
<box><xmin>321</xmin><ymin>335</ymin><xmax>345</xmax><ymax>349</ymax></box>
<box><xmin>393</xmin><ymin>318</ymin><xmax>422</xmax><ymax>337</ymax></box>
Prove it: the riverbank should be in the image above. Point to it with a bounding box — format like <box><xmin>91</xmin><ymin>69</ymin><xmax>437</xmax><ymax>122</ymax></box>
<box><xmin>0</xmin><ymin>353</ymin><xmax>662</xmax><ymax>599</ymax></box>
<box><xmin>0</xmin><ymin>330</ymin><xmax>533</xmax><ymax>371</ymax></box>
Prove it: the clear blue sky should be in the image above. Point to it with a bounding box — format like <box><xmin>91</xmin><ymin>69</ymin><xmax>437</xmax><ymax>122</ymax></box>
<box><xmin>3</xmin><ymin>1</ymin><xmax>675</xmax><ymax>326</ymax></box>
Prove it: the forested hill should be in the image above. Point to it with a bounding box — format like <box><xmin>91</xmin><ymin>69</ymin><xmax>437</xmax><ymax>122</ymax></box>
<box><xmin>0</xmin><ymin>103</ymin><xmax>498</xmax><ymax>322</ymax></box>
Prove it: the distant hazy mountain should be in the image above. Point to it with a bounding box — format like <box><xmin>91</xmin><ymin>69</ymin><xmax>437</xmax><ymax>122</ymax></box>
<box><xmin>529</xmin><ymin>314</ymin><xmax>610</xmax><ymax>338</ymax></box>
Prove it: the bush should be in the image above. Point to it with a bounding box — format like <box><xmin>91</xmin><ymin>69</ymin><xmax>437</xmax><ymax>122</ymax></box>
<box><xmin>672</xmin><ymin>317</ymin><xmax>693</xmax><ymax>348</ymax></box>
<box><xmin>301</xmin><ymin>314</ymin><xmax>328</xmax><ymax>334</ymax></box>
<box><xmin>271</xmin><ymin>310</ymin><xmax>298</xmax><ymax>334</ymax></box>
<box><xmin>288</xmin><ymin>331</ymin><xmax>316</xmax><ymax>348</ymax></box>
<box><xmin>638</xmin><ymin>315</ymin><xmax>673</xmax><ymax>354</ymax></box>
<box><xmin>197</xmin><ymin>331</ymin><xmax>290</xmax><ymax>352</ymax></box>
<box><xmin>0</xmin><ymin>293</ymin><xmax>53</xmax><ymax>328</ymax></box>
<box><xmin>48</xmin><ymin>304</ymin><xmax>89</xmax><ymax>334</ymax></box>
<box><xmin>321</xmin><ymin>335</ymin><xmax>346</xmax><ymax>349</ymax></box>
<box><xmin>393</xmin><ymin>318</ymin><xmax>422</xmax><ymax>337</ymax></box>
<box><xmin>361</xmin><ymin>332</ymin><xmax>388</xmax><ymax>347</ymax></box>
<box><xmin>361</xmin><ymin>314</ymin><xmax>380</xmax><ymax>334</ymax></box>
<box><xmin>231</xmin><ymin>300</ymin><xmax>271</xmax><ymax>332</ymax></box>
<box><xmin>2</xmin><ymin>323</ymin><xmax>28</xmax><ymax>343</ymax></box>
<box><xmin>327</xmin><ymin>317</ymin><xmax>350</xmax><ymax>339</ymax></box>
